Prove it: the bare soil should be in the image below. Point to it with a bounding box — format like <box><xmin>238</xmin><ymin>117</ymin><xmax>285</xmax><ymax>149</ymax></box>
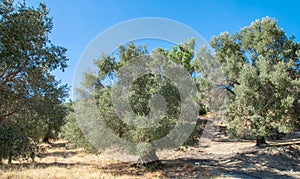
<box><xmin>0</xmin><ymin>137</ymin><xmax>299</xmax><ymax>179</ymax></box>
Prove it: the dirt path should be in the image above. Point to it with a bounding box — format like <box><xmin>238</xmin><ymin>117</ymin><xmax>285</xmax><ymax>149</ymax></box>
<box><xmin>0</xmin><ymin>139</ymin><xmax>299</xmax><ymax>179</ymax></box>
<box><xmin>157</xmin><ymin>139</ymin><xmax>300</xmax><ymax>178</ymax></box>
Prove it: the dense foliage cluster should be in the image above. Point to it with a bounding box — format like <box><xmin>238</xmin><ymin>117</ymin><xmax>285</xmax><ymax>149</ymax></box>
<box><xmin>194</xmin><ymin>17</ymin><xmax>300</xmax><ymax>146</ymax></box>
<box><xmin>0</xmin><ymin>0</ymin><xmax>68</xmax><ymax>163</ymax></box>
<box><xmin>63</xmin><ymin>40</ymin><xmax>207</xmax><ymax>165</ymax></box>
<box><xmin>65</xmin><ymin>17</ymin><xmax>300</xmax><ymax>166</ymax></box>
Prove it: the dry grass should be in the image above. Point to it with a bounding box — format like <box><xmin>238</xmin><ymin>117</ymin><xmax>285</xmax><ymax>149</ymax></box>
<box><xmin>0</xmin><ymin>139</ymin><xmax>233</xmax><ymax>179</ymax></box>
<box><xmin>0</xmin><ymin>163</ymin><xmax>164</xmax><ymax>179</ymax></box>
<box><xmin>0</xmin><ymin>140</ymin><xmax>164</xmax><ymax>179</ymax></box>
<box><xmin>1</xmin><ymin>138</ymin><xmax>299</xmax><ymax>179</ymax></box>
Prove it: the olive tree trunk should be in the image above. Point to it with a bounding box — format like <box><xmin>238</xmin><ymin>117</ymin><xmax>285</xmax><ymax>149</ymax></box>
<box><xmin>0</xmin><ymin>115</ymin><xmax>5</xmax><ymax>126</ymax></box>
<box><xmin>42</xmin><ymin>136</ymin><xmax>50</xmax><ymax>144</ymax></box>
<box><xmin>8</xmin><ymin>152</ymin><xmax>12</xmax><ymax>164</ymax></box>
<box><xmin>256</xmin><ymin>136</ymin><xmax>268</xmax><ymax>147</ymax></box>
<box><xmin>136</xmin><ymin>147</ymin><xmax>159</xmax><ymax>167</ymax></box>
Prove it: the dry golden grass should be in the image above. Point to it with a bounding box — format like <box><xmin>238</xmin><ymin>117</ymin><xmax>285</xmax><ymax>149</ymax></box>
<box><xmin>0</xmin><ymin>165</ymin><xmax>165</xmax><ymax>179</ymax></box>
<box><xmin>1</xmin><ymin>139</ymin><xmax>299</xmax><ymax>178</ymax></box>
<box><xmin>0</xmin><ymin>140</ymin><xmax>165</xmax><ymax>179</ymax></box>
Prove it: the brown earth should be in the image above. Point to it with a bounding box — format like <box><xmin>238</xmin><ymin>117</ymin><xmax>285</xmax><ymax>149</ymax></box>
<box><xmin>0</xmin><ymin>137</ymin><xmax>299</xmax><ymax>179</ymax></box>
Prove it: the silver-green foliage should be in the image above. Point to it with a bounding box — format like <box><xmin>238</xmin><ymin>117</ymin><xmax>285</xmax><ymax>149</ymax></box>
<box><xmin>66</xmin><ymin>40</ymin><xmax>205</xmax><ymax>158</ymax></box>
<box><xmin>210</xmin><ymin>17</ymin><xmax>300</xmax><ymax>143</ymax></box>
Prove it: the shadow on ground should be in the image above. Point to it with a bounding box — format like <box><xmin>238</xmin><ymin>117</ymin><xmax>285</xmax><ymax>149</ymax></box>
<box><xmin>45</xmin><ymin>150</ymin><xmax>79</xmax><ymax>158</ymax></box>
<box><xmin>97</xmin><ymin>144</ymin><xmax>300</xmax><ymax>178</ymax></box>
<box><xmin>0</xmin><ymin>142</ymin><xmax>299</xmax><ymax>178</ymax></box>
<box><xmin>0</xmin><ymin>161</ymin><xmax>93</xmax><ymax>171</ymax></box>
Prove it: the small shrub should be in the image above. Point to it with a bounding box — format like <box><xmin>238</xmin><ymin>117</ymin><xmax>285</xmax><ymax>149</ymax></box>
<box><xmin>0</xmin><ymin>121</ymin><xmax>39</xmax><ymax>164</ymax></box>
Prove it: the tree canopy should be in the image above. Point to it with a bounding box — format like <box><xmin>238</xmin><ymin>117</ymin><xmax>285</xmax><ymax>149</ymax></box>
<box><xmin>65</xmin><ymin>39</ymin><xmax>206</xmax><ymax>166</ymax></box>
<box><xmin>0</xmin><ymin>0</ymin><xmax>69</xmax><ymax>163</ymax></box>
<box><xmin>194</xmin><ymin>17</ymin><xmax>300</xmax><ymax>146</ymax></box>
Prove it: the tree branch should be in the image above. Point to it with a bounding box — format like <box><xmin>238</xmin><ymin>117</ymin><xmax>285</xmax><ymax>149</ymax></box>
<box><xmin>225</xmin><ymin>86</ymin><xmax>235</xmax><ymax>95</ymax></box>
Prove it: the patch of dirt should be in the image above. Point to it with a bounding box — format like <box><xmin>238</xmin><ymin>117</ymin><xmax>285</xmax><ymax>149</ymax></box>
<box><xmin>1</xmin><ymin>138</ymin><xmax>299</xmax><ymax>179</ymax></box>
<box><xmin>1</xmin><ymin>115</ymin><xmax>300</xmax><ymax>178</ymax></box>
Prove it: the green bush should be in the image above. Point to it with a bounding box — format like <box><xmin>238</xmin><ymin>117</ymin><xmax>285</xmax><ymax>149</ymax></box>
<box><xmin>62</xmin><ymin>111</ymin><xmax>98</xmax><ymax>153</ymax></box>
<box><xmin>0</xmin><ymin>121</ymin><xmax>38</xmax><ymax>164</ymax></box>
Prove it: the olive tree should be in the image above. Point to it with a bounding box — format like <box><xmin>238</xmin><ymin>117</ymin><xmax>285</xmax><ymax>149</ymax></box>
<box><xmin>0</xmin><ymin>0</ymin><xmax>68</xmax><ymax>163</ymax></box>
<box><xmin>67</xmin><ymin>40</ymin><xmax>205</xmax><ymax>166</ymax></box>
<box><xmin>196</xmin><ymin>17</ymin><xmax>300</xmax><ymax>146</ymax></box>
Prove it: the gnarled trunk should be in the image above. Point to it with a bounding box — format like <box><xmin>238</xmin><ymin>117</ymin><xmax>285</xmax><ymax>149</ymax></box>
<box><xmin>42</xmin><ymin>136</ymin><xmax>50</xmax><ymax>144</ymax></box>
<box><xmin>8</xmin><ymin>152</ymin><xmax>12</xmax><ymax>164</ymax></box>
<box><xmin>0</xmin><ymin>115</ymin><xmax>5</xmax><ymax>126</ymax></box>
<box><xmin>256</xmin><ymin>136</ymin><xmax>268</xmax><ymax>147</ymax></box>
<box><xmin>136</xmin><ymin>147</ymin><xmax>159</xmax><ymax>168</ymax></box>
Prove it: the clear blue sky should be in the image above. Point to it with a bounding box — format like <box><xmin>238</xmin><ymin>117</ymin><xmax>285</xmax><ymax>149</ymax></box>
<box><xmin>27</xmin><ymin>0</ymin><xmax>300</xmax><ymax>100</ymax></box>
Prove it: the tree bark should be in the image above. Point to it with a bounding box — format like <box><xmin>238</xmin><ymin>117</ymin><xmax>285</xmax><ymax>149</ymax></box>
<box><xmin>256</xmin><ymin>136</ymin><xmax>268</xmax><ymax>147</ymax></box>
<box><xmin>136</xmin><ymin>147</ymin><xmax>159</xmax><ymax>168</ymax></box>
<box><xmin>42</xmin><ymin>136</ymin><xmax>50</xmax><ymax>144</ymax></box>
<box><xmin>0</xmin><ymin>115</ymin><xmax>5</xmax><ymax>126</ymax></box>
<box><xmin>8</xmin><ymin>153</ymin><xmax>12</xmax><ymax>164</ymax></box>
